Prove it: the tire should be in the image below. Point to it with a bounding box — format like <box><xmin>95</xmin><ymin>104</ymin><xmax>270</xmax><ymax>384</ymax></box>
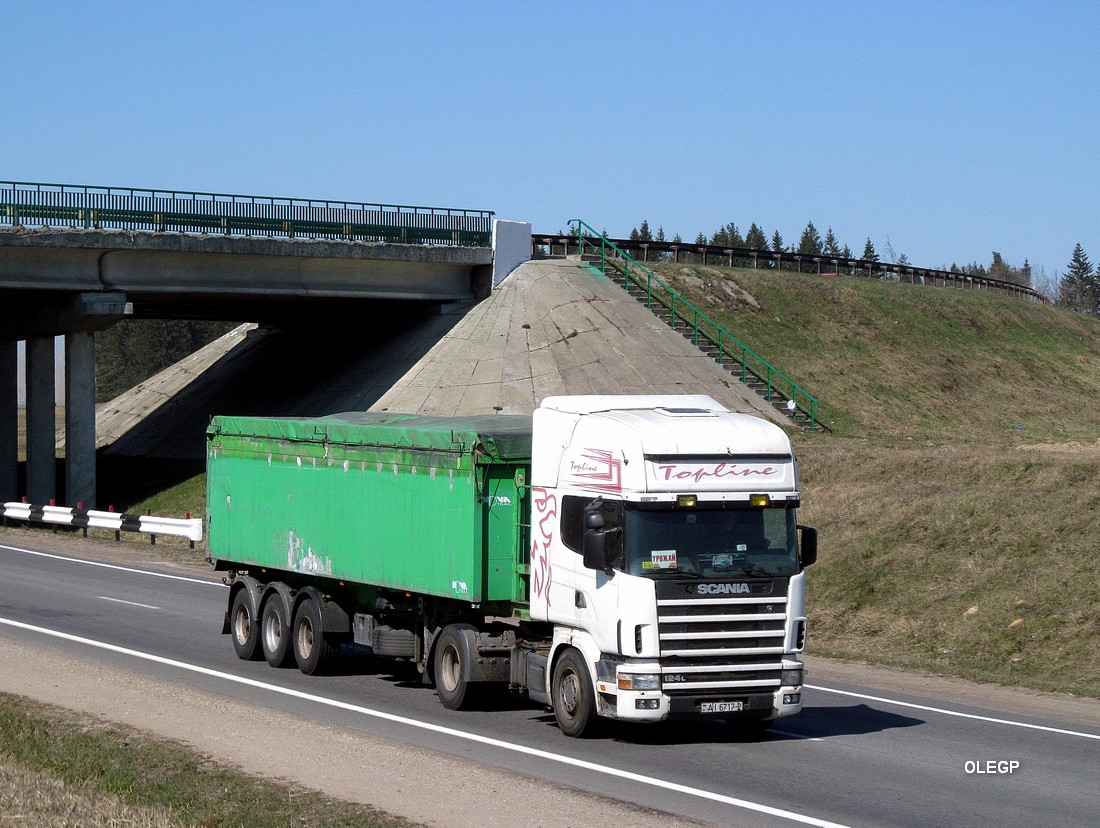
<box><xmin>551</xmin><ymin>648</ymin><xmax>597</xmax><ymax>738</ymax></box>
<box><xmin>260</xmin><ymin>595</ymin><xmax>294</xmax><ymax>668</ymax></box>
<box><xmin>372</xmin><ymin>626</ymin><xmax>417</xmax><ymax>659</ymax></box>
<box><xmin>230</xmin><ymin>589</ymin><xmax>261</xmax><ymax>661</ymax></box>
<box><xmin>433</xmin><ymin>624</ymin><xmax>477</xmax><ymax>710</ymax></box>
<box><xmin>292</xmin><ymin>597</ymin><xmax>339</xmax><ymax>675</ymax></box>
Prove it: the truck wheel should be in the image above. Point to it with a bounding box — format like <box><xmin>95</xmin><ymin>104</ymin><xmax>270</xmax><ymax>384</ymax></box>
<box><xmin>551</xmin><ymin>649</ymin><xmax>597</xmax><ymax>738</ymax></box>
<box><xmin>230</xmin><ymin>589</ymin><xmax>261</xmax><ymax>661</ymax></box>
<box><xmin>292</xmin><ymin>597</ymin><xmax>338</xmax><ymax>675</ymax></box>
<box><xmin>261</xmin><ymin>596</ymin><xmax>294</xmax><ymax>668</ymax></box>
<box><xmin>434</xmin><ymin>624</ymin><xmax>477</xmax><ymax>710</ymax></box>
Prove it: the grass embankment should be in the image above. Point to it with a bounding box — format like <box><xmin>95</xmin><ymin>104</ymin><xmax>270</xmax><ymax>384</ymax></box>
<box><xmin>645</xmin><ymin>262</ymin><xmax>1100</xmax><ymax>696</ymax></box>
<box><xmin>0</xmin><ymin>694</ymin><xmax>417</xmax><ymax>827</ymax></box>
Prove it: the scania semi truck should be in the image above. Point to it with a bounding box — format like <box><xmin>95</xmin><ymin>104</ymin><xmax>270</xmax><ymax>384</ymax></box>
<box><xmin>207</xmin><ymin>394</ymin><xmax>817</xmax><ymax>737</ymax></box>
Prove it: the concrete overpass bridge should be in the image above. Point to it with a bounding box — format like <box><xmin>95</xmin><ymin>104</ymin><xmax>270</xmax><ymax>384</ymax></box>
<box><xmin>0</xmin><ymin>180</ymin><xmax>529</xmax><ymax>508</ymax></box>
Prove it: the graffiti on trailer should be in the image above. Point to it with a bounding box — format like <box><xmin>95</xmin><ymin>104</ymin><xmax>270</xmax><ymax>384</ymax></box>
<box><xmin>565</xmin><ymin>448</ymin><xmax>623</xmax><ymax>493</ymax></box>
<box><xmin>530</xmin><ymin>487</ymin><xmax>557</xmax><ymax>606</ymax></box>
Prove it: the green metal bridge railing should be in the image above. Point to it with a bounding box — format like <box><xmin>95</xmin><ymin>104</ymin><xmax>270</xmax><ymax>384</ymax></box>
<box><xmin>0</xmin><ymin>180</ymin><xmax>493</xmax><ymax>247</ymax></box>
<box><xmin>568</xmin><ymin>219</ymin><xmax>821</xmax><ymax>430</ymax></box>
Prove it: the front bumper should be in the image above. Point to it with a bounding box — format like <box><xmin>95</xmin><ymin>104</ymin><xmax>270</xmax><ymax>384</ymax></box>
<box><xmin>596</xmin><ymin>681</ymin><xmax>804</xmax><ymax>723</ymax></box>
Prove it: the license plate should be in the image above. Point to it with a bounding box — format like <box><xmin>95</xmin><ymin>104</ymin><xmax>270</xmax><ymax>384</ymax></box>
<box><xmin>700</xmin><ymin>701</ymin><xmax>743</xmax><ymax>713</ymax></box>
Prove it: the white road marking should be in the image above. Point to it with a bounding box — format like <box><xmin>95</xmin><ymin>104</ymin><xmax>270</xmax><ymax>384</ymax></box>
<box><xmin>807</xmin><ymin>684</ymin><xmax>1100</xmax><ymax>741</ymax></box>
<box><xmin>0</xmin><ymin>544</ymin><xmax>225</xmax><ymax>588</ymax></box>
<box><xmin>0</xmin><ymin>616</ymin><xmax>849</xmax><ymax>828</ymax></box>
<box><xmin>99</xmin><ymin>596</ymin><xmax>160</xmax><ymax>610</ymax></box>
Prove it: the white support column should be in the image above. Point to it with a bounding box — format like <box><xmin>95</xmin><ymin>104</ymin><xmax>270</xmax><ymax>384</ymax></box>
<box><xmin>25</xmin><ymin>336</ymin><xmax>56</xmax><ymax>505</ymax></box>
<box><xmin>492</xmin><ymin>220</ymin><xmax>532</xmax><ymax>287</ymax></box>
<box><xmin>65</xmin><ymin>330</ymin><xmax>97</xmax><ymax>508</ymax></box>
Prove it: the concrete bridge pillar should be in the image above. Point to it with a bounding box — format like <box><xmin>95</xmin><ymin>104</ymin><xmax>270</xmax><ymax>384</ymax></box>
<box><xmin>65</xmin><ymin>331</ymin><xmax>97</xmax><ymax>508</ymax></box>
<box><xmin>1</xmin><ymin>292</ymin><xmax>129</xmax><ymax>508</ymax></box>
<box><xmin>0</xmin><ymin>340</ymin><xmax>16</xmax><ymax>502</ymax></box>
<box><xmin>25</xmin><ymin>336</ymin><xmax>56</xmax><ymax>506</ymax></box>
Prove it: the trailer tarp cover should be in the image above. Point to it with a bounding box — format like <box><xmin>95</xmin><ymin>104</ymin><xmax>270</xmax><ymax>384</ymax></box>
<box><xmin>207</xmin><ymin>412</ymin><xmax>533</xmax><ymax>461</ymax></box>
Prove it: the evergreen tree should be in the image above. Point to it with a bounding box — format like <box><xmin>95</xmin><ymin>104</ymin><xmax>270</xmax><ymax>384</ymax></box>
<box><xmin>695</xmin><ymin>231</ymin><xmax>707</xmax><ymax>245</ymax></box>
<box><xmin>823</xmin><ymin>227</ymin><xmax>841</xmax><ymax>257</ymax></box>
<box><xmin>862</xmin><ymin>238</ymin><xmax>879</xmax><ymax>262</ymax></box>
<box><xmin>745</xmin><ymin>223</ymin><xmax>767</xmax><ymax>250</ymax></box>
<box><xmin>770</xmin><ymin>230</ymin><xmax>784</xmax><ymax>253</ymax></box>
<box><xmin>638</xmin><ymin>220</ymin><xmax>652</xmax><ymax>242</ymax></box>
<box><xmin>797</xmin><ymin>221</ymin><xmax>823</xmax><ymax>256</ymax></box>
<box><xmin>989</xmin><ymin>252</ymin><xmax>1013</xmax><ymax>283</ymax></box>
<box><xmin>1061</xmin><ymin>243</ymin><xmax>1095</xmax><ymax>313</ymax></box>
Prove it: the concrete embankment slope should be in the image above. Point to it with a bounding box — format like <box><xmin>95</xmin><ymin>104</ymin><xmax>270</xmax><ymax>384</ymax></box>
<box><xmin>371</xmin><ymin>258</ymin><xmax>784</xmax><ymax>421</ymax></box>
<box><xmin>95</xmin><ymin>259</ymin><xmax>785</xmax><ymax>460</ymax></box>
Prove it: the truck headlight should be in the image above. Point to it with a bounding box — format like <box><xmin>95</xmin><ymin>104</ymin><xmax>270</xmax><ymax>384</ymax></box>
<box><xmin>780</xmin><ymin>668</ymin><xmax>804</xmax><ymax>686</ymax></box>
<box><xmin>618</xmin><ymin>673</ymin><xmax>662</xmax><ymax>691</ymax></box>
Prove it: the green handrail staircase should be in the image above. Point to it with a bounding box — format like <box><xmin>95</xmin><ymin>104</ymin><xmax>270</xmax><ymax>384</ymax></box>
<box><xmin>568</xmin><ymin>219</ymin><xmax>823</xmax><ymax>431</ymax></box>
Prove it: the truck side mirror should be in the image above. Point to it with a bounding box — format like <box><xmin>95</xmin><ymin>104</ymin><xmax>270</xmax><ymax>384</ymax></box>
<box><xmin>798</xmin><ymin>525</ymin><xmax>818</xmax><ymax>568</ymax></box>
<box><xmin>582</xmin><ymin>509</ymin><xmax>611</xmax><ymax>573</ymax></box>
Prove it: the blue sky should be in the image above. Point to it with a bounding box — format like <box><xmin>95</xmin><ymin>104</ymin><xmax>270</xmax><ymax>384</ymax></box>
<box><xmin>2</xmin><ymin>0</ymin><xmax>1097</xmax><ymax>287</ymax></box>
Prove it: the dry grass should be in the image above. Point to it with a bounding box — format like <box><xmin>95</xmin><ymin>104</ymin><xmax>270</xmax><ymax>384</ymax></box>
<box><xmin>798</xmin><ymin>437</ymin><xmax>1100</xmax><ymax>695</ymax></box>
<box><xmin>0</xmin><ymin>758</ymin><xmax>182</xmax><ymax>827</ymax></box>
<box><xmin>0</xmin><ymin>695</ymin><xmax>418</xmax><ymax>828</ymax></box>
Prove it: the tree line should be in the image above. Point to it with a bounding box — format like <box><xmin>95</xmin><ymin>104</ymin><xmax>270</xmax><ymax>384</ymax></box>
<box><xmin>94</xmin><ymin>319</ymin><xmax>236</xmax><ymax>402</ymax></box>
<box><xmin>624</xmin><ymin>219</ymin><xmax>1100</xmax><ymax>309</ymax></box>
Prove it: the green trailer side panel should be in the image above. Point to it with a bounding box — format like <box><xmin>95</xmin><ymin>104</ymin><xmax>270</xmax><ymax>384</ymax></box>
<box><xmin>206</xmin><ymin>413</ymin><xmax>532</xmax><ymax>604</ymax></box>
<box><xmin>482</xmin><ymin>464</ymin><xmax>530</xmax><ymax>604</ymax></box>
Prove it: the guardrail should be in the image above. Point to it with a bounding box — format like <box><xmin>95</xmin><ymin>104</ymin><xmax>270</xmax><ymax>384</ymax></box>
<box><xmin>1</xmin><ymin>180</ymin><xmax>494</xmax><ymax>247</ymax></box>
<box><xmin>2</xmin><ymin>500</ymin><xmax>203</xmax><ymax>547</ymax></box>
<box><xmin>533</xmin><ymin>233</ymin><xmax>1045</xmax><ymax>303</ymax></box>
<box><xmin>567</xmin><ymin>219</ymin><xmax>821</xmax><ymax>430</ymax></box>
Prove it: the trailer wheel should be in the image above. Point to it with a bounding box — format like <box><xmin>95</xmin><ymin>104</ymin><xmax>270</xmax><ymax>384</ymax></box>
<box><xmin>434</xmin><ymin>624</ymin><xmax>477</xmax><ymax>710</ymax></box>
<box><xmin>551</xmin><ymin>648</ymin><xmax>597</xmax><ymax>738</ymax></box>
<box><xmin>230</xmin><ymin>589</ymin><xmax>261</xmax><ymax>661</ymax></box>
<box><xmin>261</xmin><ymin>596</ymin><xmax>294</xmax><ymax>668</ymax></box>
<box><xmin>292</xmin><ymin>597</ymin><xmax>338</xmax><ymax>675</ymax></box>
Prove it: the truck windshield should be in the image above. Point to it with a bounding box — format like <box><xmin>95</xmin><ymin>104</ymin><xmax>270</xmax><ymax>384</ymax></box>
<box><xmin>623</xmin><ymin>506</ymin><xmax>799</xmax><ymax>578</ymax></box>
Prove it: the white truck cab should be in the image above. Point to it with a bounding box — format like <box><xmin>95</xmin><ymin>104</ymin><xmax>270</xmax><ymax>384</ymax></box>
<box><xmin>527</xmin><ymin>395</ymin><xmax>816</xmax><ymax>735</ymax></box>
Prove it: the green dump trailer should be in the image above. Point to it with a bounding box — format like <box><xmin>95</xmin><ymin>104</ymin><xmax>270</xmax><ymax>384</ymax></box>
<box><xmin>207</xmin><ymin>411</ymin><xmax>534</xmax><ymax>611</ymax></box>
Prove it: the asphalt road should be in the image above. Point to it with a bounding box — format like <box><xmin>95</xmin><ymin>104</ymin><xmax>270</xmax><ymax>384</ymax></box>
<box><xmin>1</xmin><ymin>539</ymin><xmax>1098</xmax><ymax>828</ymax></box>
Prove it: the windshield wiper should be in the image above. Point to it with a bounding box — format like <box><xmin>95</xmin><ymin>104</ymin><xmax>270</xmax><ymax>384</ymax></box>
<box><xmin>642</xmin><ymin>569</ymin><xmax>705</xmax><ymax>579</ymax></box>
<box><xmin>739</xmin><ymin>565</ymin><xmax>780</xmax><ymax>577</ymax></box>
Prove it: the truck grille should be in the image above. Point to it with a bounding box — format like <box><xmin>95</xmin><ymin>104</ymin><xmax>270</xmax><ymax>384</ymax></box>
<box><xmin>656</xmin><ymin>584</ymin><xmax>787</xmax><ymax>695</ymax></box>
